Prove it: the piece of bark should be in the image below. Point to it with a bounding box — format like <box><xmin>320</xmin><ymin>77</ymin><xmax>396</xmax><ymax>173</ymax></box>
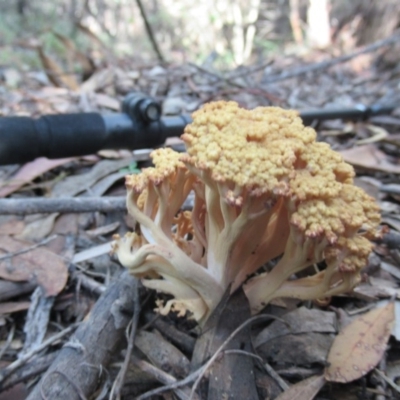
<box><xmin>191</xmin><ymin>288</ymin><xmax>259</xmax><ymax>400</ymax></box>
<box><xmin>135</xmin><ymin>330</ymin><xmax>190</xmax><ymax>378</ymax></box>
<box><xmin>26</xmin><ymin>271</ymin><xmax>137</xmax><ymax>400</ymax></box>
<box><xmin>143</xmin><ymin>312</ymin><xmax>196</xmax><ymax>355</ymax></box>
<box><xmin>21</xmin><ymin>287</ymin><xmax>54</xmax><ymax>356</ymax></box>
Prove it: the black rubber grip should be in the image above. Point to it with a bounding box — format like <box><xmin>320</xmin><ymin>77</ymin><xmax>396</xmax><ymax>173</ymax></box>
<box><xmin>0</xmin><ymin>113</ymin><xmax>105</xmax><ymax>165</ymax></box>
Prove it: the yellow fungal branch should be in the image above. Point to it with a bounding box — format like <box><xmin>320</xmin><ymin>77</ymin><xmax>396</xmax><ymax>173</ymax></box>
<box><xmin>113</xmin><ymin>101</ymin><xmax>381</xmax><ymax>323</ymax></box>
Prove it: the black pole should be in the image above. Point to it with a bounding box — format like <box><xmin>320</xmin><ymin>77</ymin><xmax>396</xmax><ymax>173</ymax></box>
<box><xmin>0</xmin><ymin>97</ymin><xmax>394</xmax><ymax>166</ymax></box>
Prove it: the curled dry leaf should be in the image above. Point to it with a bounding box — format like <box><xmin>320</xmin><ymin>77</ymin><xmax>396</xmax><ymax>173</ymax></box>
<box><xmin>325</xmin><ymin>302</ymin><xmax>395</xmax><ymax>383</ymax></box>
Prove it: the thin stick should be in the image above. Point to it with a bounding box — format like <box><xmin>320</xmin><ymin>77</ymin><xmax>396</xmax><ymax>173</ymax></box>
<box><xmin>0</xmin><ymin>323</ymin><xmax>79</xmax><ymax>383</ymax></box>
<box><xmin>26</xmin><ymin>271</ymin><xmax>137</xmax><ymax>400</ymax></box>
<box><xmin>109</xmin><ymin>278</ymin><xmax>141</xmax><ymax>400</ymax></box>
<box><xmin>263</xmin><ymin>362</ymin><xmax>290</xmax><ymax>391</ymax></box>
<box><xmin>189</xmin><ymin>63</ymin><xmax>280</xmax><ymax>102</ymax></box>
<box><xmin>71</xmin><ymin>270</ymin><xmax>106</xmax><ymax>296</ymax></box>
<box><xmin>0</xmin><ymin>197</ymin><xmax>126</xmax><ymax>215</ymax></box>
<box><xmin>0</xmin><ymin>323</ymin><xmax>16</xmax><ymax>360</ymax></box>
<box><xmin>223</xmin><ymin>349</ymin><xmax>263</xmax><ymax>362</ymax></box>
<box><xmin>263</xmin><ymin>31</ymin><xmax>400</xmax><ymax>84</ymax></box>
<box><xmin>136</xmin><ymin>365</ymin><xmax>202</xmax><ymax>400</ymax></box>
<box><xmin>189</xmin><ymin>314</ymin><xmax>278</xmax><ymax>399</ymax></box>
<box><xmin>136</xmin><ymin>314</ymin><xmax>279</xmax><ymax>400</ymax></box>
<box><xmin>133</xmin><ymin>357</ymin><xmax>200</xmax><ymax>400</ymax></box>
<box><xmin>374</xmin><ymin>368</ymin><xmax>400</xmax><ymax>394</ymax></box>
<box><xmin>0</xmin><ymin>352</ymin><xmax>58</xmax><ymax>392</ymax></box>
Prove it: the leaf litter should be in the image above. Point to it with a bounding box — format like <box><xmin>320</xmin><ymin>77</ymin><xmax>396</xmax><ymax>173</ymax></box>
<box><xmin>0</xmin><ymin>29</ymin><xmax>400</xmax><ymax>400</ymax></box>
<box><xmin>0</xmin><ymin>236</ymin><xmax>68</xmax><ymax>297</ymax></box>
<box><xmin>325</xmin><ymin>301</ymin><xmax>395</xmax><ymax>383</ymax></box>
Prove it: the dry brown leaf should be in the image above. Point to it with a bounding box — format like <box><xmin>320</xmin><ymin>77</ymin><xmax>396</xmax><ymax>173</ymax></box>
<box><xmin>0</xmin><ymin>157</ymin><xmax>75</xmax><ymax>198</ymax></box>
<box><xmin>51</xmin><ymin>158</ymin><xmax>132</xmax><ymax>197</ymax></box>
<box><xmin>255</xmin><ymin>307</ymin><xmax>336</xmax><ymax>348</ymax></box>
<box><xmin>52</xmin><ymin>31</ymin><xmax>94</xmax><ymax>79</ymax></box>
<box><xmin>85</xmin><ymin>221</ymin><xmax>120</xmax><ymax>238</ymax></box>
<box><xmin>37</xmin><ymin>46</ymin><xmax>79</xmax><ymax>90</ymax></box>
<box><xmin>0</xmin><ymin>301</ymin><xmax>30</xmax><ymax>315</ymax></box>
<box><xmin>16</xmin><ymin>213</ymin><xmax>58</xmax><ymax>241</ymax></box>
<box><xmin>353</xmin><ymin>278</ymin><xmax>400</xmax><ymax>299</ymax></box>
<box><xmin>340</xmin><ymin>145</ymin><xmax>400</xmax><ymax>174</ymax></box>
<box><xmin>275</xmin><ymin>375</ymin><xmax>326</xmax><ymax>400</ymax></box>
<box><xmin>258</xmin><ymin>332</ymin><xmax>333</xmax><ymax>366</ymax></box>
<box><xmin>0</xmin><ymin>236</ymin><xmax>68</xmax><ymax>297</ymax></box>
<box><xmin>0</xmin><ymin>220</ymin><xmax>25</xmax><ymax>235</ymax></box>
<box><xmin>325</xmin><ymin>302</ymin><xmax>395</xmax><ymax>383</ymax></box>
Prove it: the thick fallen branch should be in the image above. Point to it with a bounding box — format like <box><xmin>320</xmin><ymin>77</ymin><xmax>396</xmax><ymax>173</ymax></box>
<box><xmin>0</xmin><ymin>194</ymin><xmax>195</xmax><ymax>215</ymax></box>
<box><xmin>26</xmin><ymin>271</ymin><xmax>137</xmax><ymax>400</ymax></box>
<box><xmin>0</xmin><ymin>197</ymin><xmax>126</xmax><ymax>215</ymax></box>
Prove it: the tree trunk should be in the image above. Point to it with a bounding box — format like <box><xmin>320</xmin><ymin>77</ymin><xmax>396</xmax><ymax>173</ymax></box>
<box><xmin>307</xmin><ymin>0</ymin><xmax>331</xmax><ymax>49</ymax></box>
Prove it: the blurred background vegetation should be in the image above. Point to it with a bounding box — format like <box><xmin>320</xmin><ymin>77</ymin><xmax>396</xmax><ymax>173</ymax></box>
<box><xmin>0</xmin><ymin>0</ymin><xmax>399</xmax><ymax>75</ymax></box>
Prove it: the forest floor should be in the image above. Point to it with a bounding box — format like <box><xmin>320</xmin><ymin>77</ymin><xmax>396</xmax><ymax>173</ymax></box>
<box><xmin>0</xmin><ymin>34</ymin><xmax>400</xmax><ymax>400</ymax></box>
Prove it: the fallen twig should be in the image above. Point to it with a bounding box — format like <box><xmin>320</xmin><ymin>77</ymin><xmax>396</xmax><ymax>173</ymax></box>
<box><xmin>190</xmin><ymin>62</ymin><xmax>281</xmax><ymax>103</ymax></box>
<box><xmin>0</xmin><ymin>195</ymin><xmax>195</xmax><ymax>215</ymax></box>
<box><xmin>0</xmin><ymin>323</ymin><xmax>15</xmax><ymax>360</ymax></box>
<box><xmin>263</xmin><ymin>31</ymin><xmax>400</xmax><ymax>84</ymax></box>
<box><xmin>26</xmin><ymin>271</ymin><xmax>137</xmax><ymax>400</ymax></box>
<box><xmin>109</xmin><ymin>278</ymin><xmax>141</xmax><ymax>400</ymax></box>
<box><xmin>375</xmin><ymin>368</ymin><xmax>400</xmax><ymax>394</ymax></box>
<box><xmin>0</xmin><ymin>352</ymin><xmax>58</xmax><ymax>392</ymax></box>
<box><xmin>136</xmin><ymin>314</ymin><xmax>277</xmax><ymax>400</ymax></box>
<box><xmin>0</xmin><ymin>197</ymin><xmax>126</xmax><ymax>215</ymax></box>
<box><xmin>0</xmin><ymin>323</ymin><xmax>79</xmax><ymax>384</ymax></box>
<box><xmin>263</xmin><ymin>361</ymin><xmax>290</xmax><ymax>391</ymax></box>
<box><xmin>189</xmin><ymin>314</ymin><xmax>278</xmax><ymax>399</ymax></box>
<box><xmin>133</xmin><ymin>356</ymin><xmax>200</xmax><ymax>400</ymax></box>
<box><xmin>136</xmin><ymin>363</ymin><xmax>202</xmax><ymax>400</ymax></box>
<box><xmin>71</xmin><ymin>270</ymin><xmax>106</xmax><ymax>296</ymax></box>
